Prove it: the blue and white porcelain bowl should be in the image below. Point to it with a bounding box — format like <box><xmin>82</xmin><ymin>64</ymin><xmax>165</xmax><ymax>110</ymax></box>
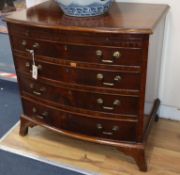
<box><xmin>54</xmin><ymin>0</ymin><xmax>113</xmax><ymax>17</ymax></box>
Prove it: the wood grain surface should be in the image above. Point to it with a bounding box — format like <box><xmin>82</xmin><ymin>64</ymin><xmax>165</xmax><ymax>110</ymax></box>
<box><xmin>0</xmin><ymin>119</ymin><xmax>180</xmax><ymax>175</ymax></box>
<box><xmin>5</xmin><ymin>0</ymin><xmax>169</xmax><ymax>34</ymax></box>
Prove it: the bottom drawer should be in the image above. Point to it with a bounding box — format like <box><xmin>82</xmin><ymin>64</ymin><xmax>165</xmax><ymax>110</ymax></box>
<box><xmin>22</xmin><ymin>98</ymin><xmax>137</xmax><ymax>142</ymax></box>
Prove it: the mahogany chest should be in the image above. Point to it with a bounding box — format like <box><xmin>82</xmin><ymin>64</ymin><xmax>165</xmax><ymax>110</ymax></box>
<box><xmin>6</xmin><ymin>1</ymin><xmax>169</xmax><ymax>171</ymax></box>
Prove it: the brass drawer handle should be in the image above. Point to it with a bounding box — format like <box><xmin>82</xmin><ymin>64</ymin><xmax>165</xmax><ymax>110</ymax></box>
<box><xmin>30</xmin><ymin>83</ymin><xmax>46</xmax><ymax>96</ymax></box>
<box><xmin>97</xmin><ymin>98</ymin><xmax>121</xmax><ymax>106</ymax></box>
<box><xmin>96</xmin><ymin>73</ymin><xmax>104</xmax><ymax>81</ymax></box>
<box><xmin>102</xmin><ymin>131</ymin><xmax>113</xmax><ymax>136</ymax></box>
<box><xmin>32</xmin><ymin>88</ymin><xmax>46</xmax><ymax>96</ymax></box>
<box><xmin>113</xmin><ymin>51</ymin><xmax>121</xmax><ymax>59</ymax></box>
<box><xmin>36</xmin><ymin>112</ymin><xmax>48</xmax><ymax>120</ymax></box>
<box><xmin>97</xmin><ymin>98</ymin><xmax>121</xmax><ymax>111</ymax></box>
<box><xmin>33</xmin><ymin>42</ymin><xmax>40</xmax><ymax>49</ymax></box>
<box><xmin>96</xmin><ymin>50</ymin><xmax>103</xmax><ymax>59</ymax></box>
<box><xmin>97</xmin><ymin>124</ymin><xmax>119</xmax><ymax>131</ymax></box>
<box><xmin>113</xmin><ymin>99</ymin><xmax>121</xmax><ymax>106</ymax></box>
<box><xmin>33</xmin><ymin>91</ymin><xmax>42</xmax><ymax>96</ymax></box>
<box><xmin>96</xmin><ymin>123</ymin><xmax>103</xmax><ymax>130</ymax></box>
<box><xmin>114</xmin><ymin>75</ymin><xmax>122</xmax><ymax>82</ymax></box>
<box><xmin>96</xmin><ymin>50</ymin><xmax>121</xmax><ymax>64</ymax></box>
<box><xmin>97</xmin><ymin>98</ymin><xmax>104</xmax><ymax>105</ymax></box>
<box><xmin>39</xmin><ymin>87</ymin><xmax>46</xmax><ymax>92</ymax></box>
<box><xmin>102</xmin><ymin>82</ymin><xmax>114</xmax><ymax>87</ymax></box>
<box><xmin>96</xmin><ymin>124</ymin><xmax>119</xmax><ymax>135</ymax></box>
<box><xmin>96</xmin><ymin>74</ymin><xmax>122</xmax><ymax>87</ymax></box>
<box><xmin>32</xmin><ymin>107</ymin><xmax>48</xmax><ymax>119</ymax></box>
<box><xmin>42</xmin><ymin>111</ymin><xmax>48</xmax><ymax>117</ymax></box>
<box><xmin>112</xmin><ymin>125</ymin><xmax>119</xmax><ymax>131</ymax></box>
<box><xmin>22</xmin><ymin>40</ymin><xmax>27</xmax><ymax>46</ymax></box>
<box><xmin>25</xmin><ymin>42</ymin><xmax>39</xmax><ymax>54</ymax></box>
<box><xmin>102</xmin><ymin>106</ymin><xmax>114</xmax><ymax>111</ymax></box>
<box><xmin>33</xmin><ymin>87</ymin><xmax>46</xmax><ymax>96</ymax></box>
<box><xmin>36</xmin><ymin>115</ymin><xmax>45</xmax><ymax>120</ymax></box>
<box><xmin>38</xmin><ymin>111</ymin><xmax>48</xmax><ymax>118</ymax></box>
<box><xmin>101</xmin><ymin>59</ymin><xmax>114</xmax><ymax>64</ymax></box>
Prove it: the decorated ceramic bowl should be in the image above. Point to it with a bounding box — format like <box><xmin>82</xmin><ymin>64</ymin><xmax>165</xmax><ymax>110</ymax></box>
<box><xmin>54</xmin><ymin>0</ymin><xmax>113</xmax><ymax>17</ymax></box>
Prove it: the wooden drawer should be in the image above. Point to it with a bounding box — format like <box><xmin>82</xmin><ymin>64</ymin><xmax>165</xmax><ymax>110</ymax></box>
<box><xmin>8</xmin><ymin>23</ymin><xmax>144</xmax><ymax>48</ymax></box>
<box><xmin>15</xmin><ymin>56</ymin><xmax>141</xmax><ymax>91</ymax></box>
<box><xmin>22</xmin><ymin>98</ymin><xmax>137</xmax><ymax>141</ymax></box>
<box><xmin>19</xmin><ymin>77</ymin><xmax>139</xmax><ymax>116</ymax></box>
<box><xmin>12</xmin><ymin>36</ymin><xmax>143</xmax><ymax>66</ymax></box>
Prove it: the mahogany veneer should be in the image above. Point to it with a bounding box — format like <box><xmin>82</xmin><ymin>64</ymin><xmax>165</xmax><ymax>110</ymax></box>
<box><xmin>6</xmin><ymin>1</ymin><xmax>169</xmax><ymax>171</ymax></box>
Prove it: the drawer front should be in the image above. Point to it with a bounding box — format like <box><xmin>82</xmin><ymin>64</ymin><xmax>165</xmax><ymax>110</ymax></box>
<box><xmin>12</xmin><ymin>36</ymin><xmax>143</xmax><ymax>66</ymax></box>
<box><xmin>8</xmin><ymin>23</ymin><xmax>144</xmax><ymax>48</ymax></box>
<box><xmin>22</xmin><ymin>98</ymin><xmax>137</xmax><ymax>141</ymax></box>
<box><xmin>19</xmin><ymin>77</ymin><xmax>139</xmax><ymax>116</ymax></box>
<box><xmin>15</xmin><ymin>57</ymin><xmax>141</xmax><ymax>91</ymax></box>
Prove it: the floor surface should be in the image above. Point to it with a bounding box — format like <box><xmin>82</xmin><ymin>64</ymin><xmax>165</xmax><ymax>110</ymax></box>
<box><xmin>0</xmin><ymin>80</ymin><xmax>20</xmax><ymax>137</ymax></box>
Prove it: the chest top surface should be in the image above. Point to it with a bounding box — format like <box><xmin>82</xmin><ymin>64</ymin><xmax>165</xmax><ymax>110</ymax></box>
<box><xmin>6</xmin><ymin>0</ymin><xmax>169</xmax><ymax>34</ymax></box>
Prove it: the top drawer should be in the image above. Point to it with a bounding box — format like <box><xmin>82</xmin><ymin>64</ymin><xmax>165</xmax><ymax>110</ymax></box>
<box><xmin>11</xmin><ymin>36</ymin><xmax>143</xmax><ymax>66</ymax></box>
<box><xmin>8</xmin><ymin>23</ymin><xmax>145</xmax><ymax>48</ymax></box>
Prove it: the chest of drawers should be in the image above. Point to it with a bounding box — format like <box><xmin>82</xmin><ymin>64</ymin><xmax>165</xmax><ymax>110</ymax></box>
<box><xmin>6</xmin><ymin>1</ymin><xmax>169</xmax><ymax>171</ymax></box>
